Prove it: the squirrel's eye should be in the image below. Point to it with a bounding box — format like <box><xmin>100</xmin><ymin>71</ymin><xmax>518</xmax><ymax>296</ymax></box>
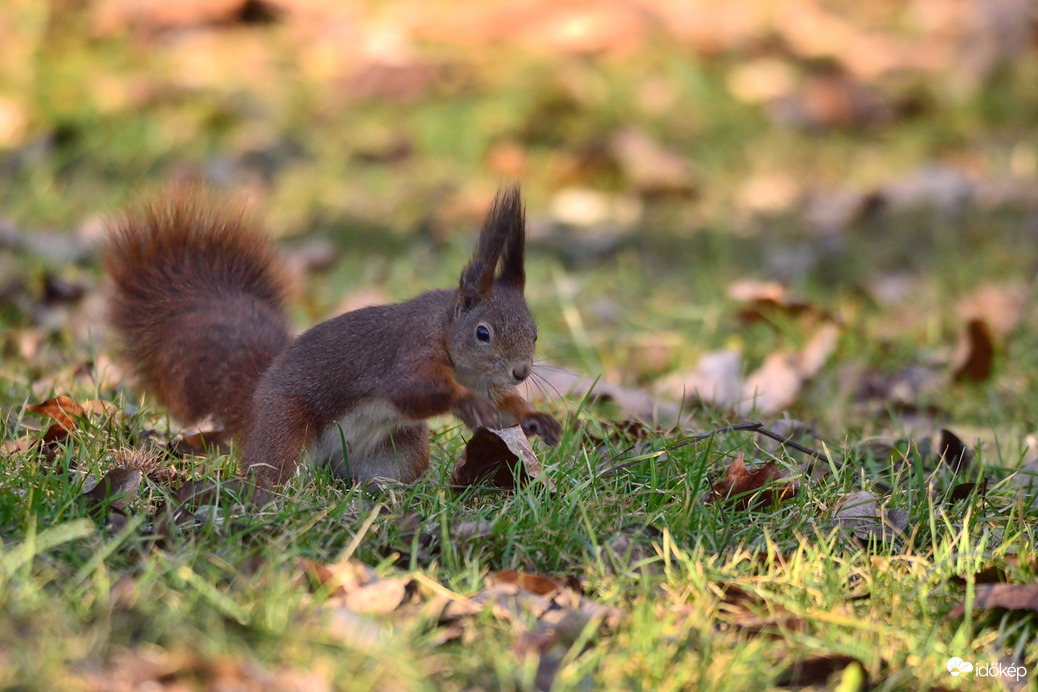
<box><xmin>475</xmin><ymin>324</ymin><xmax>491</xmax><ymax>342</ymax></box>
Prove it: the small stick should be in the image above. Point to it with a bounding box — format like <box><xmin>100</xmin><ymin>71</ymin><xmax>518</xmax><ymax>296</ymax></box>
<box><xmin>596</xmin><ymin>421</ymin><xmax>830</xmax><ymax>478</ymax></box>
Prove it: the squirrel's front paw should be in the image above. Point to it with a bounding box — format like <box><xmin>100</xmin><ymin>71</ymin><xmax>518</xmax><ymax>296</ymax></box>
<box><xmin>521</xmin><ymin>412</ymin><xmax>563</xmax><ymax>446</ymax></box>
<box><xmin>455</xmin><ymin>393</ymin><xmax>501</xmax><ymax>431</ymax></box>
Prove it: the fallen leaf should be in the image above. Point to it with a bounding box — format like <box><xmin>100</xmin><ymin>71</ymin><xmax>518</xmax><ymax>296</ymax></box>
<box><xmin>26</xmin><ymin>395</ymin><xmax>85</xmax><ymax>431</ymax></box>
<box><xmin>798</xmin><ymin>323</ymin><xmax>841</xmax><ymax>379</ymax></box>
<box><xmin>77</xmin><ymin>647</ymin><xmax>333</xmax><ymax>692</ymax></box>
<box><xmin>738</xmin><ymin>322</ymin><xmax>839</xmax><ymax>416</ymax></box>
<box><xmin>487</xmin><ymin>569</ymin><xmax>570</xmax><ymax>597</ymax></box>
<box><xmin>83</xmin><ymin>467</ymin><xmax>142</xmax><ymax>513</ymax></box>
<box><xmin>344</xmin><ymin>60</ymin><xmax>443</xmax><ymax>102</ymax></box>
<box><xmin>658</xmin><ymin>349</ymin><xmax>743</xmax><ymax>411</ymax></box>
<box><xmin>879</xmin><ymin>164</ymin><xmax>975</xmax><ymax>214</ymax></box>
<box><xmin>485</xmin><ymin>140</ymin><xmax>528</xmax><ymax>178</ymax></box>
<box><xmin>726</xmin><ymin>58</ymin><xmax>797</xmax><ymax>105</ymax></box>
<box><xmin>298</xmin><ymin>558</ymin><xmax>413</xmax><ymax>614</ymax></box>
<box><xmin>937</xmin><ymin>428</ymin><xmax>972</xmax><ymax>474</ymax></box>
<box><xmin>951</xmin><ymin>318</ymin><xmax>995</xmax><ymax>382</ymax></box>
<box><xmin>770</xmin><ymin>70</ymin><xmax>889</xmax><ymax>130</ymax></box>
<box><xmin>709</xmin><ymin>452</ymin><xmax>798</xmax><ymax>510</ymax></box>
<box><xmin>522</xmin><ymin>363</ymin><xmax>679</xmax><ymax>424</ymax></box>
<box><xmin>956</xmin><ymin>283</ymin><xmax>1028</xmax><ymax>340</ymax></box>
<box><xmin>833</xmin><ymin>491</ymin><xmax>908</xmax><ymax>545</ymax></box>
<box><xmin>170</xmin><ymin>430</ymin><xmax>230</xmax><ymax>457</ymax></box>
<box><xmin>452</xmin><ymin>426</ymin><xmax>548</xmax><ymax>489</ymax></box>
<box><xmin>344</xmin><ymin>577</ymin><xmax>413</xmax><ymax>615</ymax></box>
<box><xmin>949</xmin><ymin>583</ymin><xmax>1038</xmax><ymax>619</ymax></box>
<box><xmin>947</xmin><ymin>480</ymin><xmax>985</xmax><ymax>504</ymax></box>
<box><xmin>42</xmin><ymin>273</ymin><xmax>89</xmax><ymax>305</ymax></box>
<box><xmin>451</xmin><ymin>520</ymin><xmax>494</xmax><ymax>543</ymax></box>
<box><xmin>609</xmin><ymin>128</ymin><xmax>696</xmax><ymax>197</ymax></box>
<box><xmin>739</xmin><ymin>353</ymin><xmax>802</xmax><ymax>417</ymax></box>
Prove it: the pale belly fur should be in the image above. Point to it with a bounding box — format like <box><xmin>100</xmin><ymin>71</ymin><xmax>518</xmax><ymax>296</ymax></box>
<box><xmin>309</xmin><ymin>399</ymin><xmax>423</xmax><ymax>481</ymax></box>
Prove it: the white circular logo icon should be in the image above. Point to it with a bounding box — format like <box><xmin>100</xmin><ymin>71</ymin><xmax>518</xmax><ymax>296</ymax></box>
<box><xmin>947</xmin><ymin>658</ymin><xmax>974</xmax><ymax>677</ymax></box>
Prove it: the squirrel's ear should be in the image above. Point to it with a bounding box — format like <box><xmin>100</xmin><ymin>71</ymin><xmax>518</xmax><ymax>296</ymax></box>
<box><xmin>495</xmin><ymin>186</ymin><xmax>526</xmax><ymax>291</ymax></box>
<box><xmin>458</xmin><ymin>186</ymin><xmax>520</xmax><ymax>306</ymax></box>
<box><xmin>458</xmin><ymin>259</ymin><xmax>492</xmax><ymax>311</ymax></box>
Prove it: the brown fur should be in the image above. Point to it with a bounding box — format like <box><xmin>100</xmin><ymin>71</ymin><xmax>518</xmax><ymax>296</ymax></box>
<box><xmin>104</xmin><ymin>191</ymin><xmax>292</xmax><ymax>440</ymax></box>
<box><xmin>104</xmin><ymin>186</ymin><xmax>562</xmax><ymax>489</ymax></box>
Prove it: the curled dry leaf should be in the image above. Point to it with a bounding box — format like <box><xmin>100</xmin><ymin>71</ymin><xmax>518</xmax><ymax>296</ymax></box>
<box><xmin>664</xmin><ymin>324</ymin><xmax>838</xmax><ymax>417</ymax></box>
<box><xmin>451</xmin><ymin>520</ymin><xmax>494</xmax><ymax>542</ymax></box>
<box><xmin>948</xmin><ymin>583</ymin><xmax>1038</xmax><ymax>619</ymax></box>
<box><xmin>170</xmin><ymin>430</ymin><xmax>231</xmax><ymax>457</ymax></box>
<box><xmin>452</xmin><ymin>426</ymin><xmax>554</xmax><ymax>490</ymax></box>
<box><xmin>709</xmin><ymin>452</ymin><xmax>798</xmax><ymax>510</ymax></box>
<box><xmin>77</xmin><ymin>647</ymin><xmax>333</xmax><ymax>692</ymax></box>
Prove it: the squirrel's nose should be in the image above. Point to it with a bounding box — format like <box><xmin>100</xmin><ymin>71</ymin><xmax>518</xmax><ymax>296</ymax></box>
<box><xmin>512</xmin><ymin>363</ymin><xmax>531</xmax><ymax>382</ymax></box>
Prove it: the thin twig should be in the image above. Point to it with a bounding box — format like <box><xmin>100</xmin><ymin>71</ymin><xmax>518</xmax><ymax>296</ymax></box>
<box><xmin>596</xmin><ymin>421</ymin><xmax>830</xmax><ymax>478</ymax></box>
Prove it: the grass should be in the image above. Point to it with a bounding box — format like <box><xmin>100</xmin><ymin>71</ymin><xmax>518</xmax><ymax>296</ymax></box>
<box><xmin>2</xmin><ymin>384</ymin><xmax>1036</xmax><ymax>689</ymax></box>
<box><xmin>3</xmin><ymin>2</ymin><xmax>1038</xmax><ymax>689</ymax></box>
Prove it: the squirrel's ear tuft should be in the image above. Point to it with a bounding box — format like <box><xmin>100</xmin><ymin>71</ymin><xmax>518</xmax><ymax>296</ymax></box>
<box><xmin>495</xmin><ymin>186</ymin><xmax>526</xmax><ymax>291</ymax></box>
<box><xmin>459</xmin><ymin>185</ymin><xmax>525</xmax><ymax>302</ymax></box>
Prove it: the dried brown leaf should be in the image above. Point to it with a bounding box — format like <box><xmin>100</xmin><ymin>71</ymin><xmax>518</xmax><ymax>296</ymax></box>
<box><xmin>952</xmin><ymin>318</ymin><xmax>995</xmax><ymax>383</ymax></box>
<box><xmin>610</xmin><ymin>128</ymin><xmax>696</xmax><ymax>197</ymax></box>
<box><xmin>83</xmin><ymin>467</ymin><xmax>142</xmax><ymax>512</ymax></box>
<box><xmin>949</xmin><ymin>583</ymin><xmax>1038</xmax><ymax>619</ymax></box>
<box><xmin>739</xmin><ymin>353</ymin><xmax>802</xmax><ymax>417</ymax></box>
<box><xmin>298</xmin><ymin>558</ymin><xmax>413</xmax><ymax>614</ymax></box>
<box><xmin>737</xmin><ymin>323</ymin><xmax>839</xmax><ymax>416</ymax></box>
<box><xmin>26</xmin><ymin>395</ymin><xmax>84</xmax><ymax>431</ymax></box>
<box><xmin>487</xmin><ymin>569</ymin><xmax>569</xmax><ymax>596</ymax></box>
<box><xmin>937</xmin><ymin>428</ymin><xmax>972</xmax><ymax>475</ymax></box>
<box><xmin>728</xmin><ymin>280</ymin><xmax>814</xmax><ymax>322</ymax></box>
<box><xmin>957</xmin><ymin>283</ymin><xmax>1027</xmax><ymax>340</ymax></box>
<box><xmin>709</xmin><ymin>452</ymin><xmax>798</xmax><ymax>510</ymax></box>
<box><xmin>343</xmin><ymin>577</ymin><xmax>413</xmax><ymax>615</ymax></box>
<box><xmin>659</xmin><ymin>349</ymin><xmax>743</xmax><ymax>411</ymax></box>
<box><xmin>452</xmin><ymin>427</ymin><xmax>530</xmax><ymax>489</ymax></box>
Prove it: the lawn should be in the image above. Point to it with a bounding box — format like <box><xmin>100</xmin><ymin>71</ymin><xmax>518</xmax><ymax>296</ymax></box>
<box><xmin>2</xmin><ymin>1</ymin><xmax>1038</xmax><ymax>689</ymax></box>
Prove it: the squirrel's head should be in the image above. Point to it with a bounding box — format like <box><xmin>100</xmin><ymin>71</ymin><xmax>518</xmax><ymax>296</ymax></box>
<box><xmin>448</xmin><ymin>186</ymin><xmax>537</xmax><ymax>392</ymax></box>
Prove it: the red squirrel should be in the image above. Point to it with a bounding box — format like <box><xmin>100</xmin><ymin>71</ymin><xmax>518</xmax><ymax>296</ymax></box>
<box><xmin>104</xmin><ymin>186</ymin><xmax>562</xmax><ymax>489</ymax></box>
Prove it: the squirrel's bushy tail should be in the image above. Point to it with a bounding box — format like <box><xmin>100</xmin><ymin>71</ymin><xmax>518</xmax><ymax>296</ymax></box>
<box><xmin>104</xmin><ymin>191</ymin><xmax>292</xmax><ymax>438</ymax></box>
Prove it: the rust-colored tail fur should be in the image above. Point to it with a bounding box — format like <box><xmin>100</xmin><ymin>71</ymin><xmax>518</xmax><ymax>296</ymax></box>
<box><xmin>104</xmin><ymin>191</ymin><xmax>293</xmax><ymax>438</ymax></box>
